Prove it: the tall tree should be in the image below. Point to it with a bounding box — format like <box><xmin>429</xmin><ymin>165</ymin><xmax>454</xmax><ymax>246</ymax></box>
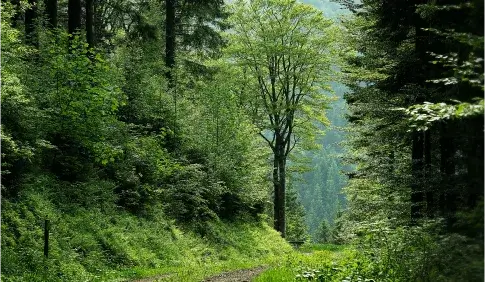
<box><xmin>25</xmin><ymin>0</ymin><xmax>38</xmax><ymax>46</ymax></box>
<box><xmin>86</xmin><ymin>0</ymin><xmax>94</xmax><ymax>48</ymax></box>
<box><xmin>227</xmin><ymin>0</ymin><xmax>336</xmax><ymax>237</ymax></box>
<box><xmin>341</xmin><ymin>0</ymin><xmax>483</xmax><ymax>234</ymax></box>
<box><xmin>44</xmin><ymin>0</ymin><xmax>57</xmax><ymax>28</ymax></box>
<box><xmin>165</xmin><ymin>0</ymin><xmax>176</xmax><ymax>86</ymax></box>
<box><xmin>9</xmin><ymin>0</ymin><xmax>22</xmax><ymax>28</ymax></box>
<box><xmin>68</xmin><ymin>0</ymin><xmax>81</xmax><ymax>35</ymax></box>
<box><xmin>164</xmin><ymin>0</ymin><xmax>227</xmax><ymax>84</ymax></box>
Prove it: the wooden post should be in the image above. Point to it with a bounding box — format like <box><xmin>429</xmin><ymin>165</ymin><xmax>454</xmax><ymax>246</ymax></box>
<box><xmin>44</xmin><ymin>219</ymin><xmax>49</xmax><ymax>258</ymax></box>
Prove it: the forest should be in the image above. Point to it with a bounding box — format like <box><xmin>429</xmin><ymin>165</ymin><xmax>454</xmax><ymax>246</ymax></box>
<box><xmin>1</xmin><ymin>0</ymin><xmax>483</xmax><ymax>281</ymax></box>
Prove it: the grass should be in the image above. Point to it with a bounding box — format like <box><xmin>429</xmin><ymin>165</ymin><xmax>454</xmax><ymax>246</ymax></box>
<box><xmin>253</xmin><ymin>244</ymin><xmax>353</xmax><ymax>282</ymax></box>
<box><xmin>112</xmin><ymin>245</ymin><xmax>352</xmax><ymax>281</ymax></box>
<box><xmin>1</xmin><ymin>182</ymin><xmax>351</xmax><ymax>282</ymax></box>
<box><xmin>1</xmin><ymin>188</ymin><xmax>293</xmax><ymax>282</ymax></box>
<box><xmin>298</xmin><ymin>243</ymin><xmax>347</xmax><ymax>253</ymax></box>
<box><xmin>253</xmin><ymin>267</ymin><xmax>295</xmax><ymax>281</ymax></box>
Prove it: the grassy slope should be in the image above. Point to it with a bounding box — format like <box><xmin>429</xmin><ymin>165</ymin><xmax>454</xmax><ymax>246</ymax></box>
<box><xmin>1</xmin><ymin>188</ymin><xmax>293</xmax><ymax>282</ymax></box>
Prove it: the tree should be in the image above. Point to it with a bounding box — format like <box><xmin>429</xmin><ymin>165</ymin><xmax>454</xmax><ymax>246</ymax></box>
<box><xmin>68</xmin><ymin>0</ymin><xmax>81</xmax><ymax>35</ymax></box>
<box><xmin>163</xmin><ymin>0</ymin><xmax>227</xmax><ymax>135</ymax></box>
<box><xmin>1</xmin><ymin>2</ymin><xmax>42</xmax><ymax>196</ymax></box>
<box><xmin>315</xmin><ymin>220</ymin><xmax>330</xmax><ymax>243</ymax></box>
<box><xmin>164</xmin><ymin>0</ymin><xmax>227</xmax><ymax>82</ymax></box>
<box><xmin>44</xmin><ymin>0</ymin><xmax>57</xmax><ymax>28</ymax></box>
<box><xmin>25</xmin><ymin>0</ymin><xmax>38</xmax><ymax>46</ymax></box>
<box><xmin>165</xmin><ymin>0</ymin><xmax>176</xmax><ymax>86</ymax></box>
<box><xmin>227</xmin><ymin>0</ymin><xmax>337</xmax><ymax>237</ymax></box>
<box><xmin>86</xmin><ymin>0</ymin><xmax>94</xmax><ymax>49</ymax></box>
<box><xmin>286</xmin><ymin>182</ymin><xmax>309</xmax><ymax>241</ymax></box>
<box><xmin>341</xmin><ymin>0</ymin><xmax>483</xmax><ymax>226</ymax></box>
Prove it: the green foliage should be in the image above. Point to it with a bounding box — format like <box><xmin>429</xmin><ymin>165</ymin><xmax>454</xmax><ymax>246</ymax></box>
<box><xmin>315</xmin><ymin>220</ymin><xmax>331</xmax><ymax>243</ymax></box>
<box><xmin>226</xmin><ymin>0</ymin><xmax>336</xmax><ymax>149</ymax></box>
<box><xmin>403</xmin><ymin>28</ymin><xmax>484</xmax><ymax>130</ymax></box>
<box><xmin>295</xmin><ymin>82</ymin><xmax>350</xmax><ymax>241</ymax></box>
<box><xmin>107</xmin><ymin>134</ymin><xmax>178</xmax><ymax>213</ymax></box>
<box><xmin>37</xmin><ymin>32</ymin><xmax>125</xmax><ymax>167</ymax></box>
<box><xmin>339</xmin><ymin>1</ymin><xmax>483</xmax><ymax>281</ymax></box>
<box><xmin>1</xmin><ymin>188</ymin><xmax>292</xmax><ymax>282</ymax></box>
<box><xmin>1</xmin><ymin>2</ymin><xmax>43</xmax><ymax>195</ymax></box>
<box><xmin>179</xmin><ymin>60</ymin><xmax>270</xmax><ymax>220</ymax></box>
<box><xmin>346</xmin><ymin>218</ymin><xmax>483</xmax><ymax>281</ymax></box>
<box><xmin>1</xmin><ymin>0</ymin><xmax>296</xmax><ymax>281</ymax></box>
<box><xmin>254</xmin><ymin>245</ymin><xmax>378</xmax><ymax>282</ymax></box>
<box><xmin>285</xmin><ymin>184</ymin><xmax>309</xmax><ymax>241</ymax></box>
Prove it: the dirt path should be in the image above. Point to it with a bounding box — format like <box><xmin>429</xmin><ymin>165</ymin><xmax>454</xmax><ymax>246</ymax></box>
<box><xmin>129</xmin><ymin>273</ymin><xmax>173</xmax><ymax>282</ymax></box>
<box><xmin>201</xmin><ymin>265</ymin><xmax>267</xmax><ymax>282</ymax></box>
<box><xmin>128</xmin><ymin>266</ymin><xmax>267</xmax><ymax>282</ymax></box>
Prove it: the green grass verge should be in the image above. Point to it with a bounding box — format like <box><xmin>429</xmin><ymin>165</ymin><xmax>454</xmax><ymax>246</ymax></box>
<box><xmin>253</xmin><ymin>245</ymin><xmax>355</xmax><ymax>282</ymax></box>
<box><xmin>102</xmin><ymin>232</ymin><xmax>290</xmax><ymax>282</ymax></box>
<box><xmin>298</xmin><ymin>243</ymin><xmax>347</xmax><ymax>253</ymax></box>
<box><xmin>1</xmin><ymin>188</ymin><xmax>293</xmax><ymax>282</ymax></box>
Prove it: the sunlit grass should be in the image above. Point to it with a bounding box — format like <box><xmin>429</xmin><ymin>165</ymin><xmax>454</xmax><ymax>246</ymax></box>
<box><xmin>298</xmin><ymin>243</ymin><xmax>347</xmax><ymax>253</ymax></box>
<box><xmin>253</xmin><ymin>244</ymin><xmax>353</xmax><ymax>281</ymax></box>
<box><xmin>94</xmin><ymin>222</ymin><xmax>293</xmax><ymax>281</ymax></box>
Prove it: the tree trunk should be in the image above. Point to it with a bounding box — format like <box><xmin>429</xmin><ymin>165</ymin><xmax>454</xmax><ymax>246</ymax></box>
<box><xmin>411</xmin><ymin>130</ymin><xmax>425</xmax><ymax>220</ymax></box>
<box><xmin>411</xmin><ymin>0</ymin><xmax>427</xmax><ymax>221</ymax></box>
<box><xmin>439</xmin><ymin>122</ymin><xmax>455</xmax><ymax>216</ymax></box>
<box><xmin>68</xmin><ymin>0</ymin><xmax>81</xmax><ymax>35</ymax></box>
<box><xmin>278</xmin><ymin>153</ymin><xmax>286</xmax><ymax>238</ymax></box>
<box><xmin>44</xmin><ymin>0</ymin><xmax>57</xmax><ymax>28</ymax></box>
<box><xmin>86</xmin><ymin>0</ymin><xmax>94</xmax><ymax>49</ymax></box>
<box><xmin>165</xmin><ymin>0</ymin><xmax>177</xmax><ymax>133</ymax></box>
<box><xmin>11</xmin><ymin>0</ymin><xmax>22</xmax><ymax>28</ymax></box>
<box><xmin>25</xmin><ymin>0</ymin><xmax>38</xmax><ymax>46</ymax></box>
<box><xmin>273</xmin><ymin>138</ymin><xmax>286</xmax><ymax>238</ymax></box>
<box><xmin>424</xmin><ymin>130</ymin><xmax>433</xmax><ymax>217</ymax></box>
<box><xmin>165</xmin><ymin>0</ymin><xmax>176</xmax><ymax>87</ymax></box>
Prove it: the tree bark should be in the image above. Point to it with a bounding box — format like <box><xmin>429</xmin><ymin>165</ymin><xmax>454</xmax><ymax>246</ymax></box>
<box><xmin>410</xmin><ymin>0</ymin><xmax>427</xmax><ymax>221</ymax></box>
<box><xmin>273</xmin><ymin>137</ymin><xmax>286</xmax><ymax>238</ymax></box>
<box><xmin>411</xmin><ymin>130</ymin><xmax>425</xmax><ymax>220</ymax></box>
<box><xmin>424</xmin><ymin>129</ymin><xmax>433</xmax><ymax>217</ymax></box>
<box><xmin>44</xmin><ymin>0</ymin><xmax>57</xmax><ymax>28</ymax></box>
<box><xmin>86</xmin><ymin>0</ymin><xmax>94</xmax><ymax>49</ymax></box>
<box><xmin>439</xmin><ymin>122</ymin><xmax>455</xmax><ymax>216</ymax></box>
<box><xmin>68</xmin><ymin>0</ymin><xmax>81</xmax><ymax>35</ymax></box>
<box><xmin>25</xmin><ymin>0</ymin><xmax>38</xmax><ymax>46</ymax></box>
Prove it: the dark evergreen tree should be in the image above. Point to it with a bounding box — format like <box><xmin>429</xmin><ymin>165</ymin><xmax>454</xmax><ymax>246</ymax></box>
<box><xmin>86</xmin><ymin>0</ymin><xmax>94</xmax><ymax>48</ymax></box>
<box><xmin>44</xmin><ymin>0</ymin><xmax>57</xmax><ymax>28</ymax></box>
<box><xmin>25</xmin><ymin>0</ymin><xmax>38</xmax><ymax>46</ymax></box>
<box><xmin>68</xmin><ymin>0</ymin><xmax>81</xmax><ymax>35</ymax></box>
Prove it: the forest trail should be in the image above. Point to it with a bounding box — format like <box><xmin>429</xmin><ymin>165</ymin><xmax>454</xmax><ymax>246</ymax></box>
<box><xmin>128</xmin><ymin>265</ymin><xmax>267</xmax><ymax>282</ymax></box>
<box><xmin>201</xmin><ymin>266</ymin><xmax>267</xmax><ymax>282</ymax></box>
<box><xmin>129</xmin><ymin>273</ymin><xmax>173</xmax><ymax>282</ymax></box>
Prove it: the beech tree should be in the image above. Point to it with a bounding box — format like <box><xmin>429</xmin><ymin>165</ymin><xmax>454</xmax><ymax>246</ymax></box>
<box><xmin>227</xmin><ymin>0</ymin><xmax>337</xmax><ymax>237</ymax></box>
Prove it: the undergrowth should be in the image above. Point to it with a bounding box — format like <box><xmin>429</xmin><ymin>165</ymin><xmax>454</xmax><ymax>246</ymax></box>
<box><xmin>1</xmin><ymin>179</ymin><xmax>292</xmax><ymax>282</ymax></box>
<box><xmin>254</xmin><ymin>245</ymin><xmax>361</xmax><ymax>282</ymax></box>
